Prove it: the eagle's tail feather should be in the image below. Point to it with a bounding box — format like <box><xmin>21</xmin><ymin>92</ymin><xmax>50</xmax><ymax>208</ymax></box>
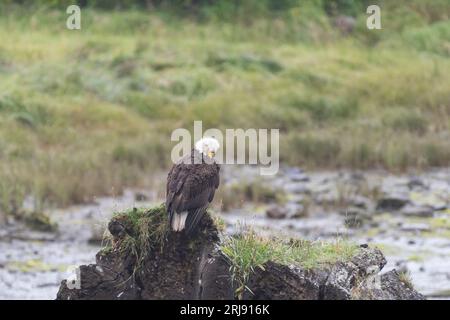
<box><xmin>184</xmin><ymin>206</ymin><xmax>208</xmax><ymax>235</ymax></box>
<box><xmin>171</xmin><ymin>212</ymin><xmax>188</xmax><ymax>232</ymax></box>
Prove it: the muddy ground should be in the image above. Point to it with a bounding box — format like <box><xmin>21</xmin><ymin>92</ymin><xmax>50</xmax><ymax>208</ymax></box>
<box><xmin>0</xmin><ymin>166</ymin><xmax>449</xmax><ymax>299</ymax></box>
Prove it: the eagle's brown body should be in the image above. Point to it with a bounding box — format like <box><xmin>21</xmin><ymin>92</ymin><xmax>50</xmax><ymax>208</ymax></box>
<box><xmin>166</xmin><ymin>149</ymin><xmax>220</xmax><ymax>233</ymax></box>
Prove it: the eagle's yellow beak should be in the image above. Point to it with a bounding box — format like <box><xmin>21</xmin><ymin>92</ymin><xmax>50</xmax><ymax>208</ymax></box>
<box><xmin>207</xmin><ymin>151</ymin><xmax>215</xmax><ymax>158</ymax></box>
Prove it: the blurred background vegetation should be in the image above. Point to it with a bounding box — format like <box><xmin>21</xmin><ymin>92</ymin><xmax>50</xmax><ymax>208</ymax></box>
<box><xmin>0</xmin><ymin>0</ymin><xmax>449</xmax><ymax>216</ymax></box>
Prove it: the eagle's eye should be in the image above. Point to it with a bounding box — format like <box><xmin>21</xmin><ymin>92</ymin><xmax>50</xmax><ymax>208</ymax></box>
<box><xmin>207</xmin><ymin>151</ymin><xmax>215</xmax><ymax>158</ymax></box>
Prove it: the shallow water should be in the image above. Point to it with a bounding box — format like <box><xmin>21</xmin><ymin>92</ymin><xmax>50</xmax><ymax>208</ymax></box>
<box><xmin>0</xmin><ymin>167</ymin><xmax>449</xmax><ymax>299</ymax></box>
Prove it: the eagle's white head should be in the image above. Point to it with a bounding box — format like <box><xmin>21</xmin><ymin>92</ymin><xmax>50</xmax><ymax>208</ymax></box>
<box><xmin>195</xmin><ymin>137</ymin><xmax>220</xmax><ymax>158</ymax></box>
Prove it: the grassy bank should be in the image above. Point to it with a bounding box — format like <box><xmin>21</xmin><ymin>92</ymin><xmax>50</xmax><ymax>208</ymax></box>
<box><xmin>0</xmin><ymin>2</ymin><xmax>449</xmax><ymax>214</ymax></box>
<box><xmin>222</xmin><ymin>230</ymin><xmax>357</xmax><ymax>298</ymax></box>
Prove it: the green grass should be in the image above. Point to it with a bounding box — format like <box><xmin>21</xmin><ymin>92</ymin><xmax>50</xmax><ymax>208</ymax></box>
<box><xmin>112</xmin><ymin>205</ymin><xmax>169</xmax><ymax>249</ymax></box>
<box><xmin>221</xmin><ymin>230</ymin><xmax>358</xmax><ymax>298</ymax></box>
<box><xmin>107</xmin><ymin>204</ymin><xmax>169</xmax><ymax>275</ymax></box>
<box><xmin>0</xmin><ymin>2</ymin><xmax>449</xmax><ymax>215</ymax></box>
<box><xmin>398</xmin><ymin>270</ymin><xmax>415</xmax><ymax>290</ymax></box>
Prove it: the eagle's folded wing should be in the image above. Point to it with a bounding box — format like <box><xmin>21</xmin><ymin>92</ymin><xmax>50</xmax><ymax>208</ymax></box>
<box><xmin>166</xmin><ymin>163</ymin><xmax>220</xmax><ymax>233</ymax></box>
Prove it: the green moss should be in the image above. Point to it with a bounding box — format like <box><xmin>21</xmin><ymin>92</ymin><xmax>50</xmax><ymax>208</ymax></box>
<box><xmin>6</xmin><ymin>259</ymin><xmax>62</xmax><ymax>273</ymax></box>
<box><xmin>221</xmin><ymin>230</ymin><xmax>358</xmax><ymax>298</ymax></box>
<box><xmin>99</xmin><ymin>245</ymin><xmax>113</xmax><ymax>255</ymax></box>
<box><xmin>108</xmin><ymin>205</ymin><xmax>169</xmax><ymax>275</ymax></box>
<box><xmin>105</xmin><ymin>204</ymin><xmax>223</xmax><ymax>277</ymax></box>
<box><xmin>113</xmin><ymin>205</ymin><xmax>169</xmax><ymax>248</ymax></box>
<box><xmin>407</xmin><ymin>254</ymin><xmax>424</xmax><ymax>263</ymax></box>
<box><xmin>365</xmin><ymin>228</ymin><xmax>381</xmax><ymax>238</ymax></box>
<box><xmin>429</xmin><ymin>217</ymin><xmax>450</xmax><ymax>230</ymax></box>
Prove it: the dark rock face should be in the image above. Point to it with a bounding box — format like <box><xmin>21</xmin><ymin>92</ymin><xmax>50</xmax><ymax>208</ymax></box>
<box><xmin>243</xmin><ymin>247</ymin><xmax>424</xmax><ymax>300</ymax></box>
<box><xmin>407</xmin><ymin>177</ymin><xmax>427</xmax><ymax>190</ymax></box>
<box><xmin>243</xmin><ymin>262</ymin><xmax>323</xmax><ymax>300</ymax></box>
<box><xmin>322</xmin><ymin>247</ymin><xmax>387</xmax><ymax>299</ymax></box>
<box><xmin>379</xmin><ymin>270</ymin><xmax>426</xmax><ymax>300</ymax></box>
<box><xmin>57</xmin><ymin>245</ymin><xmax>139</xmax><ymax>300</ymax></box>
<box><xmin>199</xmin><ymin>250</ymin><xmax>235</xmax><ymax>300</ymax></box>
<box><xmin>56</xmin><ymin>214</ymin><xmax>425</xmax><ymax>300</ymax></box>
<box><xmin>356</xmin><ymin>270</ymin><xmax>426</xmax><ymax>300</ymax></box>
<box><xmin>266</xmin><ymin>206</ymin><xmax>288</xmax><ymax>219</ymax></box>
<box><xmin>57</xmin><ymin>214</ymin><xmax>233</xmax><ymax>300</ymax></box>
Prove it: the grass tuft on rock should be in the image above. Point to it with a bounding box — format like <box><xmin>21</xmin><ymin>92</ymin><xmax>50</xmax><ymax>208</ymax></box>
<box><xmin>398</xmin><ymin>270</ymin><xmax>415</xmax><ymax>290</ymax></box>
<box><xmin>108</xmin><ymin>204</ymin><xmax>169</xmax><ymax>274</ymax></box>
<box><xmin>221</xmin><ymin>230</ymin><xmax>358</xmax><ymax>298</ymax></box>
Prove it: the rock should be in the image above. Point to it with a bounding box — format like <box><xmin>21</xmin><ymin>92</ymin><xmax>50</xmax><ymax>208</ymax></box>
<box><xmin>289</xmin><ymin>173</ymin><xmax>310</xmax><ymax>183</ymax></box>
<box><xmin>57</xmin><ymin>207</ymin><xmax>231</xmax><ymax>300</ymax></box>
<box><xmin>322</xmin><ymin>247</ymin><xmax>387</xmax><ymax>299</ymax></box>
<box><xmin>57</xmin><ymin>247</ymin><xmax>139</xmax><ymax>300</ymax></box>
<box><xmin>356</xmin><ymin>270</ymin><xmax>425</xmax><ymax>300</ymax></box>
<box><xmin>349</xmin><ymin>172</ymin><xmax>366</xmax><ymax>182</ymax></box>
<box><xmin>134</xmin><ymin>192</ymin><xmax>149</xmax><ymax>202</ymax></box>
<box><xmin>348</xmin><ymin>195</ymin><xmax>373</xmax><ymax>210</ymax></box>
<box><xmin>198</xmin><ymin>250</ymin><xmax>235</xmax><ymax>300</ymax></box>
<box><xmin>266</xmin><ymin>205</ymin><xmax>288</xmax><ymax>219</ymax></box>
<box><xmin>407</xmin><ymin>177</ymin><xmax>427</xmax><ymax>190</ymax></box>
<box><xmin>376</xmin><ymin>195</ymin><xmax>409</xmax><ymax>211</ymax></box>
<box><xmin>400</xmin><ymin>205</ymin><xmax>434</xmax><ymax>218</ymax></box>
<box><xmin>57</xmin><ymin>205</ymin><xmax>425</xmax><ymax>300</ymax></box>
<box><xmin>289</xmin><ymin>203</ymin><xmax>307</xmax><ymax>218</ymax></box>
<box><xmin>243</xmin><ymin>246</ymin><xmax>424</xmax><ymax>300</ymax></box>
<box><xmin>108</xmin><ymin>211</ymin><xmax>137</xmax><ymax>237</ymax></box>
<box><xmin>243</xmin><ymin>262</ymin><xmax>323</xmax><ymax>300</ymax></box>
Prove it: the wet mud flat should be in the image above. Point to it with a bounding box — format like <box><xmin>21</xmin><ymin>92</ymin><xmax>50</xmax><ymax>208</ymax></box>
<box><xmin>0</xmin><ymin>190</ymin><xmax>157</xmax><ymax>299</ymax></box>
<box><xmin>220</xmin><ymin>166</ymin><xmax>450</xmax><ymax>299</ymax></box>
<box><xmin>0</xmin><ymin>167</ymin><xmax>449</xmax><ymax>299</ymax></box>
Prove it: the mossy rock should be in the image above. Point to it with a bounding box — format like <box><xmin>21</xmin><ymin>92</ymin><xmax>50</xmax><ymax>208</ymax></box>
<box><xmin>58</xmin><ymin>204</ymin><xmax>229</xmax><ymax>300</ymax></box>
<box><xmin>24</xmin><ymin>211</ymin><xmax>58</xmax><ymax>233</ymax></box>
<box><xmin>57</xmin><ymin>204</ymin><xmax>425</xmax><ymax>300</ymax></box>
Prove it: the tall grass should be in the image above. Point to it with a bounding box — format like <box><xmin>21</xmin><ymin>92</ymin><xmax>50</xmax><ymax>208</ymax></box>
<box><xmin>0</xmin><ymin>3</ymin><xmax>449</xmax><ymax>216</ymax></box>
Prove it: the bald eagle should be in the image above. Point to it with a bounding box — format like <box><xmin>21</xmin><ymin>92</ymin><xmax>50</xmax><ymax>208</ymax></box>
<box><xmin>166</xmin><ymin>137</ymin><xmax>220</xmax><ymax>233</ymax></box>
